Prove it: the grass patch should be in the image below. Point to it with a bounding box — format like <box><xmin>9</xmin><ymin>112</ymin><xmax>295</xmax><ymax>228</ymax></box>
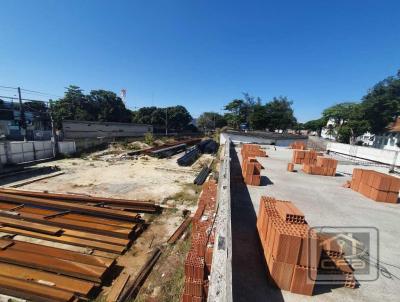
<box><xmin>169</xmin><ymin>183</ymin><xmax>201</xmax><ymax>206</ymax></box>
<box><xmin>133</xmin><ymin>234</ymin><xmax>192</xmax><ymax>302</ymax></box>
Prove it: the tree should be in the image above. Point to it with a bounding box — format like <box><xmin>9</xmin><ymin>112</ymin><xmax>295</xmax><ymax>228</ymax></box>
<box><xmin>88</xmin><ymin>90</ymin><xmax>131</xmax><ymax>123</ymax></box>
<box><xmin>224</xmin><ymin>99</ymin><xmax>249</xmax><ymax>129</ymax></box>
<box><xmin>249</xmin><ymin>104</ymin><xmax>268</xmax><ymax>130</ymax></box>
<box><xmin>197</xmin><ymin>112</ymin><xmax>227</xmax><ymax>130</ymax></box>
<box><xmin>303</xmin><ymin>118</ymin><xmax>327</xmax><ymax>136</ymax></box>
<box><xmin>362</xmin><ymin>71</ymin><xmax>400</xmax><ymax>134</ymax></box>
<box><xmin>322</xmin><ymin>102</ymin><xmax>369</xmax><ymax>144</ymax></box>
<box><xmin>264</xmin><ymin>96</ymin><xmax>296</xmax><ymax>131</ymax></box>
<box><xmin>132</xmin><ymin>105</ymin><xmax>192</xmax><ymax>131</ymax></box>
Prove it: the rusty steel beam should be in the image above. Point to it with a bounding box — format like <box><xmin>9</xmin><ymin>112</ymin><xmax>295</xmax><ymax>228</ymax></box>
<box><xmin>6</xmin><ymin>239</ymin><xmax>115</xmax><ymax>268</ymax></box>
<box><xmin>0</xmin><ymin>274</ymin><xmax>77</xmax><ymax>302</ymax></box>
<box><xmin>0</xmin><ymin>227</ymin><xmax>126</xmax><ymax>254</ymax></box>
<box><xmin>0</xmin><ymin>216</ymin><xmax>62</xmax><ymax>235</ymax></box>
<box><xmin>167</xmin><ymin>215</ymin><xmax>192</xmax><ymax>244</ymax></box>
<box><xmin>0</xmin><ymin>192</ymin><xmax>139</xmax><ymax>221</ymax></box>
<box><xmin>0</xmin><ymin>248</ymin><xmax>107</xmax><ymax>282</ymax></box>
<box><xmin>0</xmin><ymin>188</ymin><xmax>158</xmax><ymax>212</ymax></box>
<box><xmin>0</xmin><ymin>262</ymin><xmax>96</xmax><ymax>297</ymax></box>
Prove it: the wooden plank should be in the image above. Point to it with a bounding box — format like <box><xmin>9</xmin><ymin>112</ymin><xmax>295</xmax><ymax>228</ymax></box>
<box><xmin>0</xmin><ymin>262</ymin><xmax>96</xmax><ymax>297</ymax></box>
<box><xmin>106</xmin><ymin>272</ymin><xmax>130</xmax><ymax>302</ymax></box>
<box><xmin>0</xmin><ymin>248</ymin><xmax>107</xmax><ymax>282</ymax></box>
<box><xmin>0</xmin><ymin>216</ymin><xmax>62</xmax><ymax>235</ymax></box>
<box><xmin>10</xmin><ymin>239</ymin><xmax>115</xmax><ymax>268</ymax></box>
<box><xmin>0</xmin><ymin>193</ymin><xmax>138</xmax><ymax>221</ymax></box>
<box><xmin>0</xmin><ymin>227</ymin><xmax>125</xmax><ymax>254</ymax></box>
<box><xmin>0</xmin><ymin>274</ymin><xmax>76</xmax><ymax>302</ymax></box>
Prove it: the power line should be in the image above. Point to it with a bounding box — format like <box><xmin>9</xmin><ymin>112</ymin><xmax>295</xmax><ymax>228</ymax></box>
<box><xmin>0</xmin><ymin>85</ymin><xmax>62</xmax><ymax>99</ymax></box>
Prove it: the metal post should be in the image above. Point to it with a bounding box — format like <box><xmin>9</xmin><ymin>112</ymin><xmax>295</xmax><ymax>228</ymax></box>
<box><xmin>17</xmin><ymin>87</ymin><xmax>27</xmax><ymax>141</ymax></box>
<box><xmin>165</xmin><ymin>108</ymin><xmax>168</xmax><ymax>136</ymax></box>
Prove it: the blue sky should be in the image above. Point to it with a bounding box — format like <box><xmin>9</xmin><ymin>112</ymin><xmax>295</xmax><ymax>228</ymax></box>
<box><xmin>0</xmin><ymin>0</ymin><xmax>399</xmax><ymax>122</ymax></box>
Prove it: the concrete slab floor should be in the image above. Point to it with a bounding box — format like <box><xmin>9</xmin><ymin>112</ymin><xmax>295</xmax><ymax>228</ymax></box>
<box><xmin>232</xmin><ymin>145</ymin><xmax>400</xmax><ymax>302</ymax></box>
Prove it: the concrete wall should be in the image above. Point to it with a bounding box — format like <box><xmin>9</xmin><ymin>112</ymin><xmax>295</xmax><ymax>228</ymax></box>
<box><xmin>58</xmin><ymin>141</ymin><xmax>76</xmax><ymax>155</ymax></box>
<box><xmin>208</xmin><ymin>138</ymin><xmax>233</xmax><ymax>302</ymax></box>
<box><xmin>62</xmin><ymin>120</ymin><xmax>153</xmax><ymax>139</ymax></box>
<box><xmin>327</xmin><ymin>142</ymin><xmax>400</xmax><ymax>166</ymax></box>
<box><xmin>0</xmin><ymin>140</ymin><xmax>76</xmax><ymax>165</ymax></box>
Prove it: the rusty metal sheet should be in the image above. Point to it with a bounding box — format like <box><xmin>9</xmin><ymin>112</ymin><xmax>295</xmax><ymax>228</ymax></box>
<box><xmin>0</xmin><ymin>216</ymin><xmax>62</xmax><ymax>235</ymax></box>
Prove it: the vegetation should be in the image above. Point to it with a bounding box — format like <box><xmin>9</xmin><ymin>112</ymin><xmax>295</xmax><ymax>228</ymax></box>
<box><xmin>303</xmin><ymin>70</ymin><xmax>400</xmax><ymax>144</ymax></box>
<box><xmin>223</xmin><ymin>93</ymin><xmax>297</xmax><ymax>131</ymax></box>
<box><xmin>197</xmin><ymin>112</ymin><xmax>227</xmax><ymax>130</ymax></box>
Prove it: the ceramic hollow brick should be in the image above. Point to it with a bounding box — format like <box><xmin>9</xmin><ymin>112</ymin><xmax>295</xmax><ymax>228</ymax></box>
<box><xmin>290</xmin><ymin>265</ymin><xmax>317</xmax><ymax>296</ymax></box>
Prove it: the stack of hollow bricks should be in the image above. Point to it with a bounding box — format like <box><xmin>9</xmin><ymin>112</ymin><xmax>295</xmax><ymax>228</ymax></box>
<box><xmin>350</xmin><ymin>168</ymin><xmax>400</xmax><ymax>203</ymax></box>
<box><xmin>290</xmin><ymin>141</ymin><xmax>307</xmax><ymax>150</ymax></box>
<box><xmin>292</xmin><ymin>150</ymin><xmax>322</xmax><ymax>165</ymax></box>
<box><xmin>182</xmin><ymin>180</ymin><xmax>217</xmax><ymax>302</ymax></box>
<box><xmin>257</xmin><ymin>196</ymin><xmax>321</xmax><ymax>295</ymax></box>
<box><xmin>241</xmin><ymin>144</ymin><xmax>266</xmax><ymax>186</ymax></box>
<box><xmin>302</xmin><ymin>156</ymin><xmax>338</xmax><ymax>176</ymax></box>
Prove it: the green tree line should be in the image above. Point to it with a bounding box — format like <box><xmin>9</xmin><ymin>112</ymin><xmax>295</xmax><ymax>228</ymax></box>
<box><xmin>303</xmin><ymin>70</ymin><xmax>400</xmax><ymax>144</ymax></box>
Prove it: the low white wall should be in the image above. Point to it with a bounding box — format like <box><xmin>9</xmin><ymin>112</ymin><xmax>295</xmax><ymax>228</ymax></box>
<box><xmin>58</xmin><ymin>141</ymin><xmax>76</xmax><ymax>155</ymax></box>
<box><xmin>327</xmin><ymin>142</ymin><xmax>400</xmax><ymax>166</ymax></box>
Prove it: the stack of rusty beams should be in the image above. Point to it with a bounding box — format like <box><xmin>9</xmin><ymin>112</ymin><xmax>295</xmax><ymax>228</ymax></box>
<box><xmin>257</xmin><ymin>196</ymin><xmax>321</xmax><ymax>296</ymax></box>
<box><xmin>143</xmin><ymin>138</ymin><xmax>202</xmax><ymax>155</ymax></box>
<box><xmin>350</xmin><ymin>168</ymin><xmax>400</xmax><ymax>203</ymax></box>
<box><xmin>289</xmin><ymin>141</ymin><xmax>307</xmax><ymax>150</ymax></box>
<box><xmin>182</xmin><ymin>180</ymin><xmax>217</xmax><ymax>302</ymax></box>
<box><xmin>0</xmin><ymin>237</ymin><xmax>116</xmax><ymax>301</ymax></box>
<box><xmin>241</xmin><ymin>143</ymin><xmax>267</xmax><ymax>161</ymax></box>
<box><xmin>302</xmin><ymin>156</ymin><xmax>338</xmax><ymax>176</ymax></box>
<box><xmin>0</xmin><ymin>188</ymin><xmax>159</xmax><ymax>213</ymax></box>
<box><xmin>319</xmin><ymin>234</ymin><xmax>356</xmax><ymax>289</ymax></box>
<box><xmin>292</xmin><ymin>150</ymin><xmax>323</xmax><ymax>165</ymax></box>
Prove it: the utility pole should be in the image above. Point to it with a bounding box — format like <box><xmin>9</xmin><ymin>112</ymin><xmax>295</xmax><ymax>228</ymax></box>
<box><xmin>49</xmin><ymin>100</ymin><xmax>59</xmax><ymax>157</ymax></box>
<box><xmin>165</xmin><ymin>108</ymin><xmax>168</xmax><ymax>136</ymax></box>
<box><xmin>17</xmin><ymin>87</ymin><xmax>27</xmax><ymax>141</ymax></box>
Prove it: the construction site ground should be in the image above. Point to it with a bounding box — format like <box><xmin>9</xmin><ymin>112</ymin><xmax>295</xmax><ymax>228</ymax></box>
<box><xmin>2</xmin><ymin>149</ymin><xmax>213</xmax><ymax>301</ymax></box>
<box><xmin>231</xmin><ymin>145</ymin><xmax>400</xmax><ymax>302</ymax></box>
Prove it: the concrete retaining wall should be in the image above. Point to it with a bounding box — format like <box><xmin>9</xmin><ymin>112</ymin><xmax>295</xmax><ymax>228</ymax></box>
<box><xmin>62</xmin><ymin>120</ymin><xmax>153</xmax><ymax>139</ymax></box>
<box><xmin>327</xmin><ymin>142</ymin><xmax>400</xmax><ymax>166</ymax></box>
<box><xmin>208</xmin><ymin>137</ymin><xmax>233</xmax><ymax>302</ymax></box>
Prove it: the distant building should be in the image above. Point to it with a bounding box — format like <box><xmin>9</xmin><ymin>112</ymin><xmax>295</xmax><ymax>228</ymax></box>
<box><xmin>321</xmin><ymin>118</ymin><xmax>336</xmax><ymax>140</ymax></box>
<box><xmin>372</xmin><ymin>117</ymin><xmax>400</xmax><ymax>151</ymax></box>
<box><xmin>0</xmin><ymin>99</ymin><xmax>51</xmax><ymax>140</ymax></box>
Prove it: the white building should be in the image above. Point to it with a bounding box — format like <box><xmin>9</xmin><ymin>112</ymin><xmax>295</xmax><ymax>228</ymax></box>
<box><xmin>372</xmin><ymin>117</ymin><xmax>400</xmax><ymax>151</ymax></box>
<box><xmin>321</xmin><ymin>118</ymin><xmax>337</xmax><ymax>140</ymax></box>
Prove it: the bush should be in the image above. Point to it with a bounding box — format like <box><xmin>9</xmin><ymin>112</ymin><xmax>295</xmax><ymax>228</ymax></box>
<box><xmin>144</xmin><ymin>132</ymin><xmax>154</xmax><ymax>145</ymax></box>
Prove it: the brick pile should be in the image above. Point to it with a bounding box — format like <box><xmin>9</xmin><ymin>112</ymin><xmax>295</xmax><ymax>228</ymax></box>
<box><xmin>350</xmin><ymin>168</ymin><xmax>400</xmax><ymax>203</ymax></box>
<box><xmin>242</xmin><ymin>157</ymin><xmax>262</xmax><ymax>186</ymax></box>
<box><xmin>182</xmin><ymin>181</ymin><xmax>217</xmax><ymax>302</ymax></box>
<box><xmin>289</xmin><ymin>141</ymin><xmax>307</xmax><ymax>150</ymax></box>
<box><xmin>302</xmin><ymin>156</ymin><xmax>338</xmax><ymax>176</ymax></box>
<box><xmin>319</xmin><ymin>234</ymin><xmax>356</xmax><ymax>289</ymax></box>
<box><xmin>292</xmin><ymin>150</ymin><xmax>322</xmax><ymax>165</ymax></box>
<box><xmin>287</xmin><ymin>163</ymin><xmax>294</xmax><ymax>172</ymax></box>
<box><xmin>241</xmin><ymin>144</ymin><xmax>267</xmax><ymax>161</ymax></box>
<box><xmin>257</xmin><ymin>196</ymin><xmax>321</xmax><ymax>295</ymax></box>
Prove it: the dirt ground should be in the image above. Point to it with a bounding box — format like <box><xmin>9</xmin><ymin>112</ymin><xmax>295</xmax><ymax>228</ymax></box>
<box><xmin>10</xmin><ymin>148</ymin><xmax>214</xmax><ymax>301</ymax></box>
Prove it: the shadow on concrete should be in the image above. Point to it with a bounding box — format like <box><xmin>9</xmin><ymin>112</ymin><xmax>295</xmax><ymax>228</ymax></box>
<box><xmin>260</xmin><ymin>175</ymin><xmax>274</xmax><ymax>186</ymax></box>
<box><xmin>230</xmin><ymin>146</ymin><xmax>284</xmax><ymax>302</ymax></box>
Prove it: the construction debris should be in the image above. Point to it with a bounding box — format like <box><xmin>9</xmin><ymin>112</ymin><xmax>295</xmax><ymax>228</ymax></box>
<box><xmin>350</xmin><ymin>168</ymin><xmax>400</xmax><ymax>203</ymax></box>
<box><xmin>177</xmin><ymin>146</ymin><xmax>201</xmax><ymax>166</ymax></box>
<box><xmin>182</xmin><ymin>180</ymin><xmax>217</xmax><ymax>302</ymax></box>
